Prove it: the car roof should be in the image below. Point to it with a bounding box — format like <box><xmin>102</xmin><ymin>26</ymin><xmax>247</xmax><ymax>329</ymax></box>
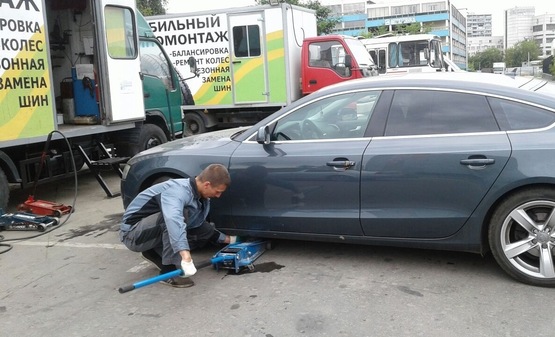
<box><xmin>314</xmin><ymin>72</ymin><xmax>555</xmax><ymax>107</ymax></box>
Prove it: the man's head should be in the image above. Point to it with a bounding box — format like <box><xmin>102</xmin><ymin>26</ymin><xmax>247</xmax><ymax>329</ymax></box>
<box><xmin>196</xmin><ymin>164</ymin><xmax>231</xmax><ymax>199</ymax></box>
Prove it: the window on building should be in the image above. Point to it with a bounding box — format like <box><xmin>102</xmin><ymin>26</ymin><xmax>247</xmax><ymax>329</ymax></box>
<box><xmin>422</xmin><ymin>2</ymin><xmax>446</xmax><ymax>12</ymax></box>
<box><xmin>343</xmin><ymin>2</ymin><xmax>365</xmax><ymax>15</ymax></box>
<box><xmin>344</xmin><ymin>20</ymin><xmax>365</xmax><ymax>29</ymax></box>
<box><xmin>367</xmin><ymin>7</ymin><xmax>389</xmax><ymax>19</ymax></box>
<box><xmin>391</xmin><ymin>5</ymin><xmax>418</xmax><ymax>16</ymax></box>
<box><xmin>328</xmin><ymin>4</ymin><xmax>342</xmax><ymax>15</ymax></box>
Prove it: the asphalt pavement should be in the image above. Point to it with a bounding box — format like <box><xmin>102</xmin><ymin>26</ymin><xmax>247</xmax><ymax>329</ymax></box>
<box><xmin>1</xmin><ymin>170</ymin><xmax>554</xmax><ymax>337</ymax></box>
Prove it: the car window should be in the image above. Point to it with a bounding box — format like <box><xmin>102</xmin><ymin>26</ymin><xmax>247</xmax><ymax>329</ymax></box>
<box><xmin>488</xmin><ymin>97</ymin><xmax>555</xmax><ymax>131</ymax></box>
<box><xmin>270</xmin><ymin>91</ymin><xmax>380</xmax><ymax>141</ymax></box>
<box><xmin>385</xmin><ymin>90</ymin><xmax>499</xmax><ymax>136</ymax></box>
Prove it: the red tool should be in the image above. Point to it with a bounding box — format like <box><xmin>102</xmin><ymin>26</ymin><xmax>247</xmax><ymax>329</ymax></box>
<box><xmin>17</xmin><ymin>195</ymin><xmax>72</xmax><ymax>217</ymax></box>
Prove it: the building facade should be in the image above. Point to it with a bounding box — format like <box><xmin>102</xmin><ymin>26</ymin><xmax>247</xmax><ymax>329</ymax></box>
<box><xmin>505</xmin><ymin>7</ymin><xmax>535</xmax><ymax>49</ymax></box>
<box><xmin>467</xmin><ymin>36</ymin><xmax>504</xmax><ymax>57</ymax></box>
<box><xmin>467</xmin><ymin>14</ymin><xmax>492</xmax><ymax>37</ymax></box>
<box><xmin>532</xmin><ymin>14</ymin><xmax>555</xmax><ymax>57</ymax></box>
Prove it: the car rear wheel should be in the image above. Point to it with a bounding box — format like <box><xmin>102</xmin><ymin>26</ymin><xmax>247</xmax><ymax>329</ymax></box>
<box><xmin>488</xmin><ymin>188</ymin><xmax>555</xmax><ymax>287</ymax></box>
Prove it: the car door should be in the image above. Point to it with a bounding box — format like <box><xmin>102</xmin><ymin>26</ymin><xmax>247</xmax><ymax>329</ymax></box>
<box><xmin>360</xmin><ymin>89</ymin><xmax>511</xmax><ymax>238</ymax></box>
<box><xmin>226</xmin><ymin>91</ymin><xmax>381</xmax><ymax>235</ymax></box>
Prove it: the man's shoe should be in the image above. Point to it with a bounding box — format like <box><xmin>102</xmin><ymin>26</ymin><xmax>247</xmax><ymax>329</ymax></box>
<box><xmin>141</xmin><ymin>250</ymin><xmax>163</xmax><ymax>270</ymax></box>
<box><xmin>159</xmin><ymin>277</ymin><xmax>194</xmax><ymax>288</ymax></box>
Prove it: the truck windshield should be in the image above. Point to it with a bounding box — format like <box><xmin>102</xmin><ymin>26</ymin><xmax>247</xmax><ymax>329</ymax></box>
<box><xmin>345</xmin><ymin>39</ymin><xmax>375</xmax><ymax>67</ymax></box>
<box><xmin>345</xmin><ymin>38</ymin><xmax>377</xmax><ymax>77</ymax></box>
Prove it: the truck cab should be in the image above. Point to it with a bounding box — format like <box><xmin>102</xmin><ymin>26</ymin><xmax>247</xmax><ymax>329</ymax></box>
<box><xmin>301</xmin><ymin>35</ymin><xmax>378</xmax><ymax>95</ymax></box>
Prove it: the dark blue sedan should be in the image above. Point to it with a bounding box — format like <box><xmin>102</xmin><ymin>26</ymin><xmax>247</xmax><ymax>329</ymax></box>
<box><xmin>121</xmin><ymin>72</ymin><xmax>555</xmax><ymax>287</ymax></box>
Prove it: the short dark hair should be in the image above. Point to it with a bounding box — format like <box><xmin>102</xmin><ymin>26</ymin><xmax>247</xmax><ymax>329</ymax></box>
<box><xmin>198</xmin><ymin>164</ymin><xmax>231</xmax><ymax>187</ymax></box>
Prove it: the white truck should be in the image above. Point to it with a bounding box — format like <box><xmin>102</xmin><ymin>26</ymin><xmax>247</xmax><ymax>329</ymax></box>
<box><xmin>361</xmin><ymin>34</ymin><xmax>460</xmax><ymax>74</ymax></box>
<box><xmin>493</xmin><ymin>62</ymin><xmax>506</xmax><ymax>74</ymax></box>
<box><xmin>147</xmin><ymin>3</ymin><xmax>378</xmax><ymax>135</ymax></box>
<box><xmin>0</xmin><ymin>0</ymin><xmax>189</xmax><ymax>210</ymax></box>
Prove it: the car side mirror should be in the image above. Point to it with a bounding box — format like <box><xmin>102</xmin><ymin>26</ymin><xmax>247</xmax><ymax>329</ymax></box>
<box><xmin>256</xmin><ymin>126</ymin><xmax>271</xmax><ymax>145</ymax></box>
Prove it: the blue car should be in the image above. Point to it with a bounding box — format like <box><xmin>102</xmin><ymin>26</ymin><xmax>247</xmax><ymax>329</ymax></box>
<box><xmin>121</xmin><ymin>72</ymin><xmax>555</xmax><ymax>287</ymax></box>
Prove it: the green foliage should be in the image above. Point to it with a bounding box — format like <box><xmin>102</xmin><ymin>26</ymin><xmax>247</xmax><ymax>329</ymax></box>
<box><xmin>504</xmin><ymin>40</ymin><xmax>541</xmax><ymax>67</ymax></box>
<box><xmin>136</xmin><ymin>0</ymin><xmax>167</xmax><ymax>16</ymax></box>
<box><xmin>256</xmin><ymin>0</ymin><xmax>340</xmax><ymax>35</ymax></box>
<box><xmin>468</xmin><ymin>47</ymin><xmax>504</xmax><ymax>71</ymax></box>
<box><xmin>358</xmin><ymin>26</ymin><xmax>388</xmax><ymax>38</ymax></box>
<box><xmin>396</xmin><ymin>23</ymin><xmax>425</xmax><ymax>35</ymax></box>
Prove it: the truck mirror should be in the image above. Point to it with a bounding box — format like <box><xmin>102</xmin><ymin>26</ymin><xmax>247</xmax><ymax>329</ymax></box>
<box><xmin>187</xmin><ymin>57</ymin><xmax>198</xmax><ymax>76</ymax></box>
<box><xmin>256</xmin><ymin>126</ymin><xmax>271</xmax><ymax>145</ymax></box>
<box><xmin>345</xmin><ymin>54</ymin><xmax>352</xmax><ymax>68</ymax></box>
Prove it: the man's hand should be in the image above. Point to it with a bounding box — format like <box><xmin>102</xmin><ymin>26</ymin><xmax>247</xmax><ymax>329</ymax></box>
<box><xmin>181</xmin><ymin>259</ymin><xmax>197</xmax><ymax>277</ymax></box>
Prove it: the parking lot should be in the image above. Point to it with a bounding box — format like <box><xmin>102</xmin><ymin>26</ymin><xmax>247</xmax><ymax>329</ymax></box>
<box><xmin>1</xmin><ymin>170</ymin><xmax>554</xmax><ymax>337</ymax></box>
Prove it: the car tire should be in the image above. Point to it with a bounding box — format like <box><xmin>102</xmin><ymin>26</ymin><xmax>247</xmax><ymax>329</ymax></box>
<box><xmin>184</xmin><ymin>113</ymin><xmax>206</xmax><ymax>136</ymax></box>
<box><xmin>488</xmin><ymin>188</ymin><xmax>555</xmax><ymax>287</ymax></box>
<box><xmin>114</xmin><ymin>124</ymin><xmax>167</xmax><ymax>157</ymax></box>
<box><xmin>0</xmin><ymin>168</ymin><xmax>9</xmax><ymax>212</ymax></box>
<box><xmin>151</xmin><ymin>175</ymin><xmax>173</xmax><ymax>187</ymax></box>
<box><xmin>138</xmin><ymin>124</ymin><xmax>168</xmax><ymax>151</ymax></box>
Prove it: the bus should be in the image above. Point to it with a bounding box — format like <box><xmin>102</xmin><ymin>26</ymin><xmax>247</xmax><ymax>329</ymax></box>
<box><xmin>360</xmin><ymin>34</ymin><xmax>450</xmax><ymax>75</ymax></box>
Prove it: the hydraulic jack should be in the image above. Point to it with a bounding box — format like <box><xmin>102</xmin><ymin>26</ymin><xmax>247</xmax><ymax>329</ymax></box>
<box><xmin>119</xmin><ymin>240</ymin><xmax>270</xmax><ymax>293</ymax></box>
<box><xmin>0</xmin><ymin>210</ymin><xmax>59</xmax><ymax>232</ymax></box>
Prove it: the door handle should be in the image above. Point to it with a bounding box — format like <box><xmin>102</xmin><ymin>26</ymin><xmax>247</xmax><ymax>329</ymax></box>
<box><xmin>460</xmin><ymin>158</ymin><xmax>495</xmax><ymax>166</ymax></box>
<box><xmin>326</xmin><ymin>160</ymin><xmax>356</xmax><ymax>169</ymax></box>
<box><xmin>309</xmin><ymin>79</ymin><xmax>317</xmax><ymax>84</ymax></box>
<box><xmin>144</xmin><ymin>91</ymin><xmax>150</xmax><ymax>98</ymax></box>
<box><xmin>232</xmin><ymin>60</ymin><xmax>242</xmax><ymax>64</ymax></box>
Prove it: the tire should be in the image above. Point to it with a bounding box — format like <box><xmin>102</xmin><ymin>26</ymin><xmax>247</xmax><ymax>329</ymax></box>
<box><xmin>0</xmin><ymin>168</ymin><xmax>8</xmax><ymax>212</ymax></box>
<box><xmin>180</xmin><ymin>80</ymin><xmax>195</xmax><ymax>106</ymax></box>
<box><xmin>488</xmin><ymin>188</ymin><xmax>555</xmax><ymax>287</ymax></box>
<box><xmin>184</xmin><ymin>113</ymin><xmax>206</xmax><ymax>136</ymax></box>
<box><xmin>115</xmin><ymin>124</ymin><xmax>168</xmax><ymax>157</ymax></box>
<box><xmin>138</xmin><ymin>124</ymin><xmax>168</xmax><ymax>152</ymax></box>
<box><xmin>151</xmin><ymin>175</ymin><xmax>172</xmax><ymax>186</ymax></box>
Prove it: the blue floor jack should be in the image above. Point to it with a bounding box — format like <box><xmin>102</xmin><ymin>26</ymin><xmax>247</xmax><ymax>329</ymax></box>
<box><xmin>0</xmin><ymin>209</ymin><xmax>59</xmax><ymax>232</ymax></box>
<box><xmin>118</xmin><ymin>240</ymin><xmax>270</xmax><ymax>293</ymax></box>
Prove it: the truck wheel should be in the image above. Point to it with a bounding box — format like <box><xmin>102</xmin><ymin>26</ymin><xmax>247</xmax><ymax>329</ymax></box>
<box><xmin>184</xmin><ymin>113</ymin><xmax>206</xmax><ymax>136</ymax></box>
<box><xmin>488</xmin><ymin>188</ymin><xmax>555</xmax><ymax>287</ymax></box>
<box><xmin>138</xmin><ymin>124</ymin><xmax>168</xmax><ymax>151</ymax></box>
<box><xmin>0</xmin><ymin>168</ymin><xmax>9</xmax><ymax>212</ymax></box>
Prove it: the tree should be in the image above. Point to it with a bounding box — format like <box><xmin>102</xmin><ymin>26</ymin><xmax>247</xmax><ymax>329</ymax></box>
<box><xmin>467</xmin><ymin>47</ymin><xmax>503</xmax><ymax>71</ymax></box>
<box><xmin>358</xmin><ymin>25</ymin><xmax>389</xmax><ymax>38</ymax></box>
<box><xmin>136</xmin><ymin>0</ymin><xmax>167</xmax><ymax>16</ymax></box>
<box><xmin>395</xmin><ymin>22</ymin><xmax>428</xmax><ymax>35</ymax></box>
<box><xmin>256</xmin><ymin>0</ymin><xmax>340</xmax><ymax>35</ymax></box>
<box><xmin>504</xmin><ymin>40</ymin><xmax>540</xmax><ymax>68</ymax></box>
